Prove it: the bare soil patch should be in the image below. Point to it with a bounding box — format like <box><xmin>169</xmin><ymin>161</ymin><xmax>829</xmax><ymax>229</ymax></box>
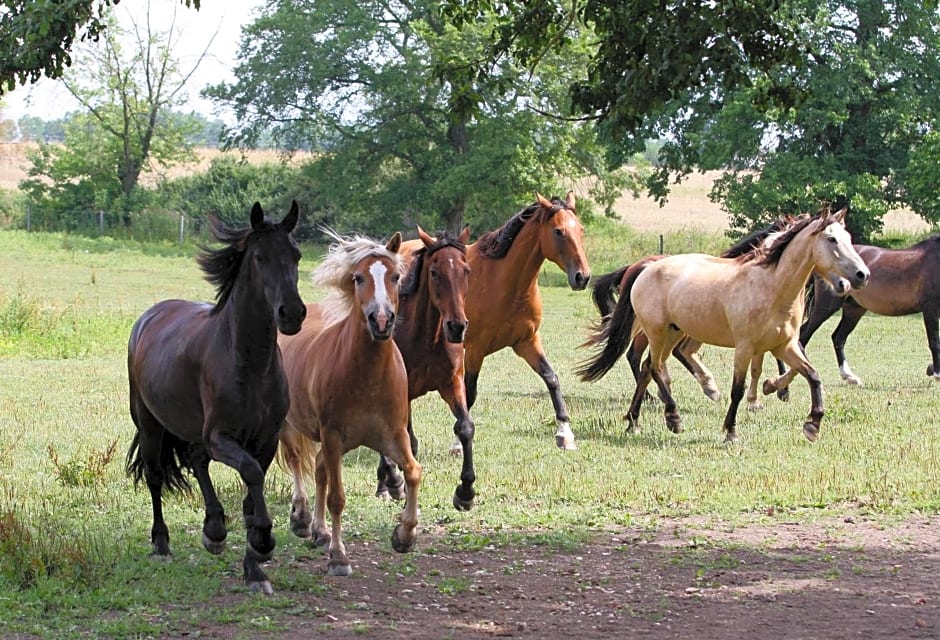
<box><xmin>185</xmin><ymin>513</ymin><xmax>940</xmax><ymax>639</ymax></box>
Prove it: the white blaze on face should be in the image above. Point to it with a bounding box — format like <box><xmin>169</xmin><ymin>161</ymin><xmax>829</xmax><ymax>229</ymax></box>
<box><xmin>369</xmin><ymin>260</ymin><xmax>391</xmax><ymax>307</ymax></box>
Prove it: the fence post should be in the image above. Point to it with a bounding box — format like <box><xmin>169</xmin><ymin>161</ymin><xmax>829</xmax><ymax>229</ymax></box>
<box><xmin>179</xmin><ymin>212</ymin><xmax>185</xmax><ymax>245</ymax></box>
<box><xmin>26</xmin><ymin>205</ymin><xmax>30</xmax><ymax>231</ymax></box>
<box><xmin>98</xmin><ymin>210</ymin><xmax>104</xmax><ymax>232</ymax></box>
<box><xmin>659</xmin><ymin>234</ymin><xmax>664</xmax><ymax>254</ymax></box>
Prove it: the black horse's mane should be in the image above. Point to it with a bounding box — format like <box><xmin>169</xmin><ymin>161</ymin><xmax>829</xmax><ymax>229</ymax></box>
<box><xmin>721</xmin><ymin>217</ymin><xmax>793</xmax><ymax>259</ymax></box>
<box><xmin>400</xmin><ymin>229</ymin><xmax>467</xmax><ymax>297</ymax></box>
<box><xmin>477</xmin><ymin>196</ymin><xmax>571</xmax><ymax>259</ymax></box>
<box><xmin>197</xmin><ymin>214</ymin><xmax>276</xmax><ymax>313</ymax></box>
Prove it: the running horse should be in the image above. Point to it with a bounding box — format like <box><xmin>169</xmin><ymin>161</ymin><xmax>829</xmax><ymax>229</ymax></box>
<box><xmin>795</xmin><ymin>236</ymin><xmax>940</xmax><ymax>386</ymax></box>
<box><xmin>462</xmin><ymin>192</ymin><xmax>591</xmax><ymax>450</ymax></box>
<box><xmin>578</xmin><ymin>209</ymin><xmax>870</xmax><ymax>442</ymax></box>
<box><xmin>277</xmin><ymin>231</ymin><xmax>419</xmax><ymax>577</ymax></box>
<box><xmin>374</xmin><ymin>226</ymin><xmax>475</xmax><ymax>510</ymax></box>
<box><xmin>126</xmin><ymin>202</ymin><xmax>306</xmax><ymax>594</ymax></box>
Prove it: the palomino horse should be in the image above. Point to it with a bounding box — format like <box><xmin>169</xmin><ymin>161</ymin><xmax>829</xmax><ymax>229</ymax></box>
<box><xmin>578</xmin><ymin>209</ymin><xmax>870</xmax><ymax>442</ymax></box>
<box><xmin>277</xmin><ymin>231</ymin><xmax>419</xmax><ymax>577</ymax></box>
<box><xmin>374</xmin><ymin>227</ymin><xmax>475</xmax><ymax>510</ymax></box>
<box><xmin>794</xmin><ymin>237</ymin><xmax>940</xmax><ymax>386</ymax></box>
<box><xmin>126</xmin><ymin>202</ymin><xmax>305</xmax><ymax>594</ymax></box>
<box><xmin>461</xmin><ymin>192</ymin><xmax>590</xmax><ymax>450</ymax></box>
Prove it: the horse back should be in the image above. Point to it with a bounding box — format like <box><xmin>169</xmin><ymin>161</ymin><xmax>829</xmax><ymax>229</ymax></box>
<box><xmin>848</xmin><ymin>244</ymin><xmax>933</xmax><ymax>315</ymax></box>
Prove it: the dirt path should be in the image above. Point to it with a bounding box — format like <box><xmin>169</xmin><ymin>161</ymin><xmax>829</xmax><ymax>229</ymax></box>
<box><xmin>185</xmin><ymin>513</ymin><xmax>940</xmax><ymax>639</ymax></box>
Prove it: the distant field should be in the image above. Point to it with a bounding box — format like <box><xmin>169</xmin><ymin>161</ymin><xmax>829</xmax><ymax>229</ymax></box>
<box><xmin>0</xmin><ymin>142</ymin><xmax>930</xmax><ymax>233</ymax></box>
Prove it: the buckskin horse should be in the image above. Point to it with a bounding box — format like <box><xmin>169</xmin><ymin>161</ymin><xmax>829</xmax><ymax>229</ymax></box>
<box><xmin>578</xmin><ymin>209</ymin><xmax>869</xmax><ymax>442</ymax></box>
<box><xmin>126</xmin><ymin>202</ymin><xmax>305</xmax><ymax>594</ymax></box>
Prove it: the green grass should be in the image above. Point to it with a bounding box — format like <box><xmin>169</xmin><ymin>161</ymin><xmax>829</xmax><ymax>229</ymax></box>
<box><xmin>0</xmin><ymin>224</ymin><xmax>938</xmax><ymax>637</ymax></box>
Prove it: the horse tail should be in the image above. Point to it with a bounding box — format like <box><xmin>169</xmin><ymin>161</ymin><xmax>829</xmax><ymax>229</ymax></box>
<box><xmin>275</xmin><ymin>419</ymin><xmax>320</xmax><ymax>484</ymax></box>
<box><xmin>576</xmin><ymin>259</ymin><xmax>651</xmax><ymax>382</ymax></box>
<box><xmin>125</xmin><ymin>430</ymin><xmax>192</xmax><ymax>494</ymax></box>
<box><xmin>590</xmin><ymin>266</ymin><xmax>629</xmax><ymax>317</ymax></box>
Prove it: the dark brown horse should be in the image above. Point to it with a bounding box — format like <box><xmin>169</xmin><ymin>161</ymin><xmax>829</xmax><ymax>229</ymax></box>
<box><xmin>277</xmin><ymin>231</ymin><xmax>419</xmax><ymax>577</ymax></box>
<box><xmin>374</xmin><ymin>226</ymin><xmax>474</xmax><ymax>510</ymax></box>
<box><xmin>126</xmin><ymin>202</ymin><xmax>305</xmax><ymax>594</ymax></box>
<box><xmin>796</xmin><ymin>236</ymin><xmax>940</xmax><ymax>386</ymax></box>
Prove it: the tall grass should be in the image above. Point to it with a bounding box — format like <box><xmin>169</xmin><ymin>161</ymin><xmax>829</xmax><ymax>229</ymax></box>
<box><xmin>0</xmin><ymin>224</ymin><xmax>937</xmax><ymax>636</ymax></box>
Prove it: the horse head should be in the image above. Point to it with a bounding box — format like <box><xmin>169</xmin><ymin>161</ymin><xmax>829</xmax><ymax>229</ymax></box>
<box><xmin>417</xmin><ymin>225</ymin><xmax>471</xmax><ymax>343</ymax></box>
<box><xmin>535</xmin><ymin>191</ymin><xmax>591</xmax><ymax>291</ymax></box>
<box><xmin>246</xmin><ymin>200</ymin><xmax>306</xmax><ymax>335</ymax></box>
<box><xmin>355</xmin><ymin>232</ymin><xmax>403</xmax><ymax>341</ymax></box>
<box><xmin>812</xmin><ymin>207</ymin><xmax>870</xmax><ymax>295</ymax></box>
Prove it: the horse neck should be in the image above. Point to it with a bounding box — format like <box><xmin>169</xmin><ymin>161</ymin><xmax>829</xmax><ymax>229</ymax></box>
<box><xmin>336</xmin><ymin>312</ymin><xmax>398</xmax><ymax>367</ymax></box>
<box><xmin>222</xmin><ymin>279</ymin><xmax>279</xmax><ymax>370</ymax></box>
<box><xmin>481</xmin><ymin>222</ymin><xmax>545</xmax><ymax>295</ymax></box>
<box><xmin>398</xmin><ymin>280</ymin><xmax>441</xmax><ymax>346</ymax></box>
<box><xmin>762</xmin><ymin>224</ymin><xmax>819</xmax><ymax>308</ymax></box>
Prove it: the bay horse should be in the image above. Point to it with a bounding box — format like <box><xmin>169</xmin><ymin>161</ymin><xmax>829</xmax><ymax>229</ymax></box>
<box><xmin>277</xmin><ymin>231</ymin><xmax>419</xmax><ymax>577</ymax></box>
<box><xmin>126</xmin><ymin>201</ymin><xmax>305</xmax><ymax>594</ymax></box>
<box><xmin>795</xmin><ymin>237</ymin><xmax>940</xmax><ymax>386</ymax></box>
<box><xmin>442</xmin><ymin>192</ymin><xmax>591</xmax><ymax>450</ymax></box>
<box><xmin>578</xmin><ymin>209</ymin><xmax>870</xmax><ymax>442</ymax></box>
<box><xmin>373</xmin><ymin>226</ymin><xmax>475</xmax><ymax>511</ymax></box>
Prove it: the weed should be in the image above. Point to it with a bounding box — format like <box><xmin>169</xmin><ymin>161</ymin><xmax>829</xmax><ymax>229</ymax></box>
<box><xmin>47</xmin><ymin>439</ymin><xmax>118</xmax><ymax>487</ymax></box>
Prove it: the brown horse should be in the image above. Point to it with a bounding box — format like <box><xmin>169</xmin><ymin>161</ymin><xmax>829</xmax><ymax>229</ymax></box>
<box><xmin>578</xmin><ymin>209</ymin><xmax>870</xmax><ymax>442</ymax></box>
<box><xmin>277</xmin><ymin>231</ymin><xmax>419</xmax><ymax>577</ymax></box>
<box><xmin>374</xmin><ymin>226</ymin><xmax>475</xmax><ymax>510</ymax></box>
<box><xmin>126</xmin><ymin>202</ymin><xmax>305</xmax><ymax>594</ymax></box>
<box><xmin>795</xmin><ymin>237</ymin><xmax>940</xmax><ymax>386</ymax></box>
<box><xmin>459</xmin><ymin>192</ymin><xmax>591</xmax><ymax>450</ymax></box>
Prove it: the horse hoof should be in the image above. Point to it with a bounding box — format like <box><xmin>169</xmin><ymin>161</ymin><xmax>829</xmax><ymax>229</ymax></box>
<box><xmin>312</xmin><ymin>531</ymin><xmax>331</xmax><ymax>548</ymax></box>
<box><xmin>624</xmin><ymin>416</ymin><xmax>639</xmax><ymax>433</ymax></box>
<box><xmin>776</xmin><ymin>388</ymin><xmax>790</xmax><ymax>402</ymax></box>
<box><xmin>666</xmin><ymin>416</ymin><xmax>682</xmax><ymax>434</ymax></box>
<box><xmin>803</xmin><ymin>422</ymin><xmax>819</xmax><ymax>442</ymax></box>
<box><xmin>555</xmin><ymin>434</ymin><xmax>577</xmax><ymax>450</ymax></box>
<box><xmin>747</xmin><ymin>402</ymin><xmax>764</xmax><ymax>412</ymax></box>
<box><xmin>723</xmin><ymin>433</ymin><xmax>738</xmax><ymax>444</ymax></box>
<box><xmin>927</xmin><ymin>364</ymin><xmax>935</xmax><ymax>377</ymax></box>
<box><xmin>328</xmin><ymin>561</ymin><xmax>353</xmax><ymax>577</ymax></box>
<box><xmin>149</xmin><ymin>551</ymin><xmax>172</xmax><ymax>562</ymax></box>
<box><xmin>387</xmin><ymin>484</ymin><xmax>406</xmax><ymax>501</ymax></box>
<box><xmin>202</xmin><ymin>533</ymin><xmax>226</xmax><ymax>555</ymax></box>
<box><xmin>453</xmin><ymin>489</ymin><xmax>474</xmax><ymax>512</ymax></box>
<box><xmin>704</xmin><ymin>388</ymin><xmax>721</xmax><ymax>402</ymax></box>
<box><xmin>391</xmin><ymin>523</ymin><xmax>416</xmax><ymax>553</ymax></box>
<box><xmin>448</xmin><ymin>444</ymin><xmax>463</xmax><ymax>457</ymax></box>
<box><xmin>249</xmin><ymin>580</ymin><xmax>274</xmax><ymax>595</ymax></box>
<box><xmin>290</xmin><ymin>520</ymin><xmax>313</xmax><ymax>539</ymax></box>
<box><xmin>762</xmin><ymin>379</ymin><xmax>776</xmax><ymax>396</ymax></box>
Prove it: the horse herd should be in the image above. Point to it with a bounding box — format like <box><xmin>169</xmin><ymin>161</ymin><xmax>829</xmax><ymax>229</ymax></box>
<box><xmin>124</xmin><ymin>196</ymin><xmax>940</xmax><ymax>592</ymax></box>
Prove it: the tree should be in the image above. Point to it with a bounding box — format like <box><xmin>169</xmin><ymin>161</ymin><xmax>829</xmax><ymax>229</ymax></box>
<box><xmin>20</xmin><ymin>7</ymin><xmax>207</xmax><ymax>227</ymax></box>
<box><xmin>205</xmin><ymin>0</ymin><xmax>641</xmax><ymax>235</ymax></box>
<box><xmin>0</xmin><ymin>0</ymin><xmax>200</xmax><ymax>95</ymax></box>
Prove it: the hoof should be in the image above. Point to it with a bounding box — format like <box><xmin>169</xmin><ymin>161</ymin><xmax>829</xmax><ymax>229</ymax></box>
<box><xmin>149</xmin><ymin>551</ymin><xmax>172</xmax><ymax>562</ymax></box>
<box><xmin>704</xmin><ymin>388</ymin><xmax>721</xmax><ymax>402</ymax></box>
<box><xmin>723</xmin><ymin>432</ymin><xmax>738</xmax><ymax>444</ymax></box>
<box><xmin>448</xmin><ymin>443</ymin><xmax>463</xmax><ymax>457</ymax></box>
<box><xmin>453</xmin><ymin>488</ymin><xmax>474</xmax><ymax>512</ymax></box>
<box><xmin>391</xmin><ymin>523</ymin><xmax>416</xmax><ymax>553</ymax></box>
<box><xmin>803</xmin><ymin>422</ymin><xmax>819</xmax><ymax>442</ymax></box>
<box><xmin>625</xmin><ymin>416</ymin><xmax>639</xmax><ymax>433</ymax></box>
<box><xmin>762</xmin><ymin>379</ymin><xmax>776</xmax><ymax>396</ymax></box>
<box><xmin>387</xmin><ymin>483</ymin><xmax>406</xmax><ymax>501</ymax></box>
<box><xmin>248</xmin><ymin>580</ymin><xmax>274</xmax><ymax>595</ymax></box>
<box><xmin>202</xmin><ymin>533</ymin><xmax>226</xmax><ymax>555</ymax></box>
<box><xmin>328</xmin><ymin>559</ymin><xmax>353</xmax><ymax>577</ymax></box>
<box><xmin>842</xmin><ymin>376</ymin><xmax>863</xmax><ymax>386</ymax></box>
<box><xmin>555</xmin><ymin>433</ymin><xmax>577</xmax><ymax>450</ymax></box>
<box><xmin>666</xmin><ymin>415</ymin><xmax>682</xmax><ymax>434</ymax></box>
<box><xmin>927</xmin><ymin>364</ymin><xmax>935</xmax><ymax>377</ymax></box>
<box><xmin>776</xmin><ymin>387</ymin><xmax>790</xmax><ymax>402</ymax></box>
<box><xmin>747</xmin><ymin>401</ymin><xmax>764</xmax><ymax>412</ymax></box>
<box><xmin>312</xmin><ymin>530</ymin><xmax>331</xmax><ymax>548</ymax></box>
<box><xmin>290</xmin><ymin>508</ymin><xmax>313</xmax><ymax>538</ymax></box>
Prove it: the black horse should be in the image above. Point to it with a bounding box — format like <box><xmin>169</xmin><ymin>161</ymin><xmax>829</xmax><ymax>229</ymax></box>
<box><xmin>126</xmin><ymin>201</ymin><xmax>305</xmax><ymax>594</ymax></box>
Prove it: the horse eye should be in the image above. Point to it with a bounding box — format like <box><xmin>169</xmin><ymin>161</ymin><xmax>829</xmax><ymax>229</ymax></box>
<box><xmin>828</xmin><ymin>236</ymin><xmax>838</xmax><ymax>243</ymax></box>
<box><xmin>554</xmin><ymin>228</ymin><xmax>565</xmax><ymax>238</ymax></box>
<box><xmin>353</xmin><ymin>274</ymin><xmax>364</xmax><ymax>285</ymax></box>
<box><xmin>392</xmin><ymin>273</ymin><xmax>401</xmax><ymax>285</ymax></box>
<box><xmin>429</xmin><ymin>269</ymin><xmax>439</xmax><ymax>279</ymax></box>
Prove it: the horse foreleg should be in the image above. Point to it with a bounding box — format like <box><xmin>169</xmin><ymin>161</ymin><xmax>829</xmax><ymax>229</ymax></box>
<box><xmin>675</xmin><ymin>337</ymin><xmax>720</xmax><ymax>402</ymax></box>
<box><xmin>721</xmin><ymin>349</ymin><xmax>753</xmax><ymax>443</ymax></box>
<box><xmin>512</xmin><ymin>336</ymin><xmax>575</xmax><ymax>450</ymax></box>
<box><xmin>773</xmin><ymin>341</ymin><xmax>824</xmax><ymax>442</ymax></box>
<box><xmin>311</xmin><ymin>447</ymin><xmax>331</xmax><ymax>548</ymax></box>
<box><xmin>385</xmin><ymin>430</ymin><xmax>422</xmax><ymax>555</ymax></box>
<box><xmin>188</xmin><ymin>444</ymin><xmax>227</xmax><ymax>554</ymax></box>
<box><xmin>439</xmin><ymin>380</ymin><xmax>476</xmax><ymax>511</ymax></box>
<box><xmin>375</xmin><ymin>408</ymin><xmax>411</xmax><ymax>501</ymax></box>
<box><xmin>831</xmin><ymin>299</ymin><xmax>867</xmax><ymax>385</ymax></box>
<box><xmin>205</xmin><ymin>430</ymin><xmax>274</xmax><ymax>594</ymax></box>
<box><xmin>922</xmin><ymin>309</ymin><xmax>940</xmax><ymax>379</ymax></box>
<box><xmin>320</xmin><ymin>434</ymin><xmax>351</xmax><ymax>576</ymax></box>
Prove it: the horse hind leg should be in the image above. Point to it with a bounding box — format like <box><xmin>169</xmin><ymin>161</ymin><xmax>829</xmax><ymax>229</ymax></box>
<box><xmin>921</xmin><ymin>310</ymin><xmax>940</xmax><ymax>379</ymax></box>
<box><xmin>746</xmin><ymin>355</ymin><xmax>765</xmax><ymax>412</ymax></box>
<box><xmin>127</xmin><ymin>395</ymin><xmax>176</xmax><ymax>559</ymax></box>
<box><xmin>375</xmin><ymin>454</ymin><xmax>405</xmax><ymax>501</ymax></box>
<box><xmin>383</xmin><ymin>430</ymin><xmax>422</xmax><ymax>554</ymax></box>
<box><xmin>831</xmin><ymin>301</ymin><xmax>867</xmax><ymax>385</ymax></box>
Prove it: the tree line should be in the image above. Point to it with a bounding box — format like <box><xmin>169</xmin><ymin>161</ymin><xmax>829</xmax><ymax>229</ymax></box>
<box><xmin>1</xmin><ymin>1</ymin><xmax>939</xmax><ymax>242</ymax></box>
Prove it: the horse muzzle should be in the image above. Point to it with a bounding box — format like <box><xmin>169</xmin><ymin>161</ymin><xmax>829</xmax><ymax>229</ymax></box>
<box><xmin>568</xmin><ymin>269</ymin><xmax>591</xmax><ymax>291</ymax></box>
<box><xmin>368</xmin><ymin>309</ymin><xmax>396</xmax><ymax>341</ymax></box>
<box><xmin>444</xmin><ymin>319</ymin><xmax>468</xmax><ymax>344</ymax></box>
<box><xmin>277</xmin><ymin>301</ymin><xmax>307</xmax><ymax>335</ymax></box>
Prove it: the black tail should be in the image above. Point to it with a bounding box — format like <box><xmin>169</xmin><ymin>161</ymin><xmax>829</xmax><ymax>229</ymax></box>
<box><xmin>590</xmin><ymin>266</ymin><xmax>629</xmax><ymax>317</ymax></box>
<box><xmin>125</xmin><ymin>430</ymin><xmax>193</xmax><ymax>494</ymax></box>
<box><xmin>576</xmin><ymin>260</ymin><xmax>650</xmax><ymax>382</ymax></box>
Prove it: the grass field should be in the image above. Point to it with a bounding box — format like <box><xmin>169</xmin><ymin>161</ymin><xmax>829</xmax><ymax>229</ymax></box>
<box><xmin>0</xmin><ymin>220</ymin><xmax>938</xmax><ymax>636</ymax></box>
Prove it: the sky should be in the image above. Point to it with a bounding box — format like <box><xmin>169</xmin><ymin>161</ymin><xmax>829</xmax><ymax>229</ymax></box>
<box><xmin>1</xmin><ymin>0</ymin><xmax>261</xmax><ymax>124</ymax></box>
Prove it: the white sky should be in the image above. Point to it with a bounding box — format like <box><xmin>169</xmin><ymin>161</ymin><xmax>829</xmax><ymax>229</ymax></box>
<box><xmin>1</xmin><ymin>0</ymin><xmax>261</xmax><ymax>123</ymax></box>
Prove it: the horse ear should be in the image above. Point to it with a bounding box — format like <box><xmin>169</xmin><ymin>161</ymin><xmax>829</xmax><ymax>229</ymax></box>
<box><xmin>832</xmin><ymin>207</ymin><xmax>847</xmax><ymax>224</ymax></box>
<box><xmin>459</xmin><ymin>223</ymin><xmax>471</xmax><ymax>244</ymax></box>
<box><xmin>536</xmin><ymin>192</ymin><xmax>553</xmax><ymax>209</ymax></box>
<box><xmin>416</xmin><ymin>225</ymin><xmax>434</xmax><ymax>248</ymax></box>
<box><xmin>250</xmin><ymin>202</ymin><xmax>264</xmax><ymax>229</ymax></box>
<box><xmin>565</xmin><ymin>190</ymin><xmax>576</xmax><ymax>210</ymax></box>
<box><xmin>387</xmin><ymin>231</ymin><xmax>403</xmax><ymax>254</ymax></box>
<box><xmin>280</xmin><ymin>200</ymin><xmax>300</xmax><ymax>232</ymax></box>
